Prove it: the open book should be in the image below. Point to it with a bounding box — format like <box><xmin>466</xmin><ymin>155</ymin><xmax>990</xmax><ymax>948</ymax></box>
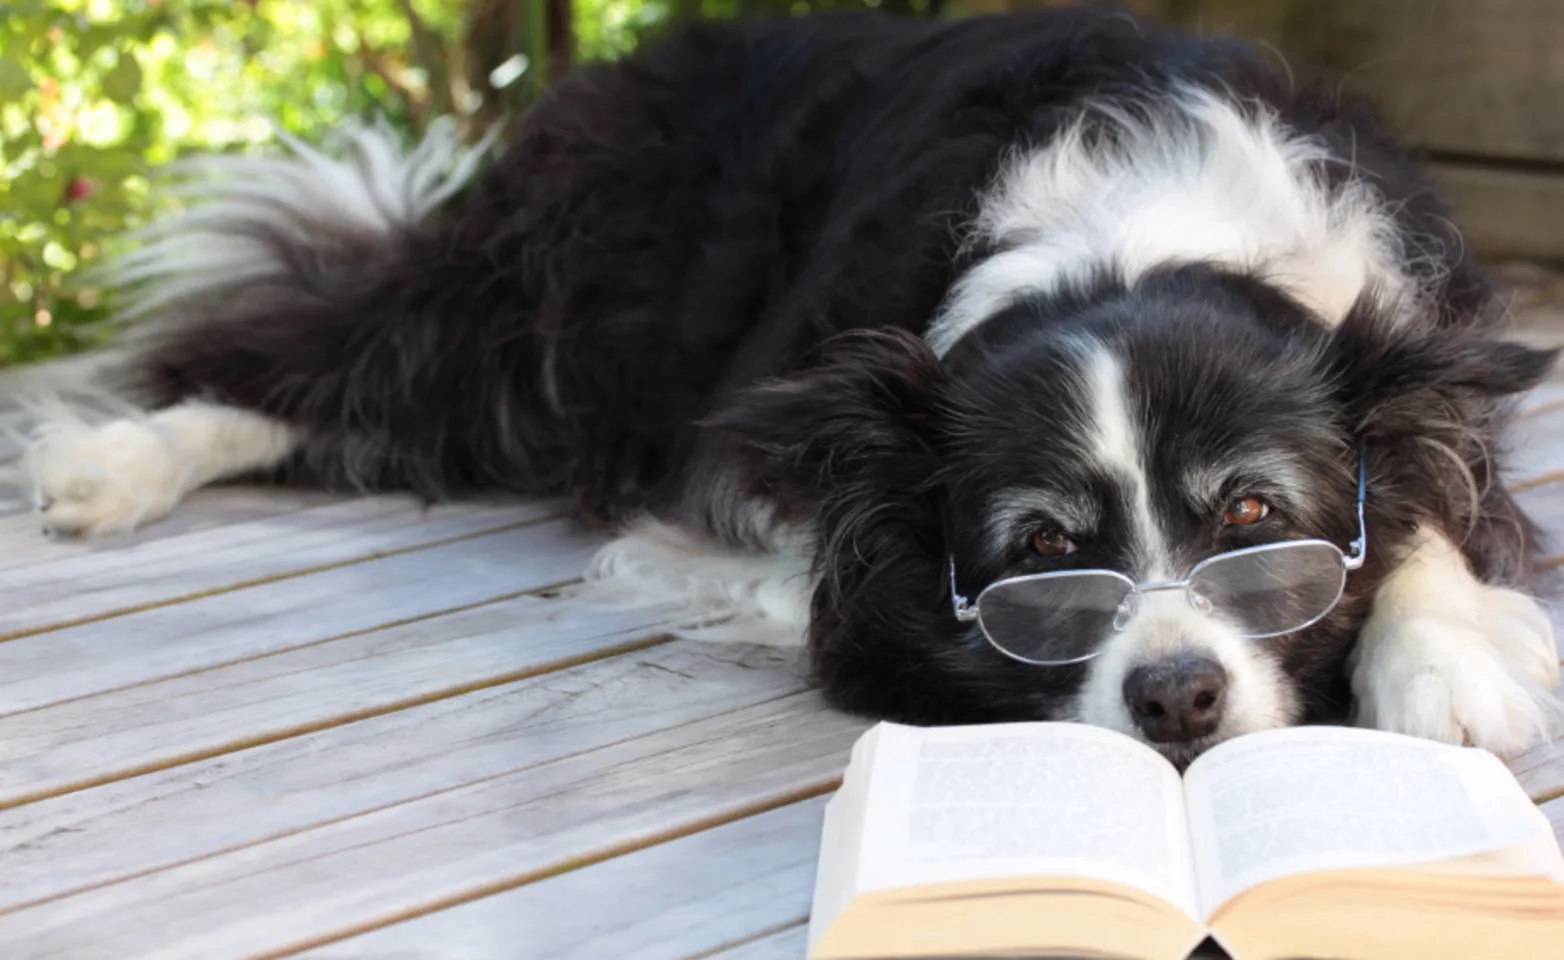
<box><xmin>807</xmin><ymin>722</ymin><xmax>1564</xmax><ymax>960</ymax></box>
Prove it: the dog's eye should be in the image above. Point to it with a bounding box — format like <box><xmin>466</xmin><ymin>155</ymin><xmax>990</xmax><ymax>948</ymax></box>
<box><xmin>1222</xmin><ymin>497</ymin><xmax>1270</xmax><ymax>526</ymax></box>
<box><xmin>1029</xmin><ymin>529</ymin><xmax>1077</xmax><ymax>557</ymax></box>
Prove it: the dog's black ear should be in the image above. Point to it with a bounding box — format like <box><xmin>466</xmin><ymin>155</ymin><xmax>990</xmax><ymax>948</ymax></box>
<box><xmin>1321</xmin><ymin>305</ymin><xmax>1558</xmax><ymax>580</ymax></box>
<box><xmin>1323</xmin><ymin>307</ymin><xmax>1558</xmax><ymax>438</ymax></box>
<box><xmin>709</xmin><ymin>328</ymin><xmax>949</xmax><ymax>499</ymax></box>
<box><xmin>709</xmin><ymin>329</ymin><xmax>971</xmax><ymax>721</ymax></box>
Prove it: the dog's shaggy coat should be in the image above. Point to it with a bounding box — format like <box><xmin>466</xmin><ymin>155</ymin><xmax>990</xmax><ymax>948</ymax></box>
<box><xmin>27</xmin><ymin>9</ymin><xmax>1563</xmax><ymax>762</ymax></box>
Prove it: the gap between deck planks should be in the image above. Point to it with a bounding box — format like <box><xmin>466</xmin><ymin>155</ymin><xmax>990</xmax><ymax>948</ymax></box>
<box><xmin>0</xmin><ymin>654</ymin><xmax>863</xmax><ymax>958</ymax></box>
<box><xmin>0</xmin><ymin>590</ymin><xmax>671</xmax><ymax>809</ymax></box>
<box><xmin>298</xmin><ymin>797</ymin><xmax>829</xmax><ymax>960</ymax></box>
<box><xmin>0</xmin><ymin>518</ymin><xmax>604</xmax><ymax>719</ymax></box>
<box><xmin>1</xmin><ymin>591</ymin><xmax>1561</xmax><ymax>959</ymax></box>
<box><xmin>0</xmin><ymin>497</ymin><xmax>566</xmax><ymax>641</ymax></box>
<box><xmin>692</xmin><ymin>925</ymin><xmax>811</xmax><ymax>960</ymax></box>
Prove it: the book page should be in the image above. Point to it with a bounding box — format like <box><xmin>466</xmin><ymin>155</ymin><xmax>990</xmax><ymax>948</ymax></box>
<box><xmin>1183</xmin><ymin>726</ymin><xmax>1545</xmax><ymax>916</ymax></box>
<box><xmin>852</xmin><ymin>722</ymin><xmax>1200</xmax><ymax>919</ymax></box>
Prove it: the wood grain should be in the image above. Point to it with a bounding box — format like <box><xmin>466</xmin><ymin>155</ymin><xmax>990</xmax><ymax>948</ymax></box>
<box><xmin>0</xmin><ymin>590</ymin><xmax>674</xmax><ymax>808</ymax></box>
<box><xmin>1518</xmin><ymin>382</ymin><xmax>1564</xmax><ymax>421</ymax></box>
<box><xmin>0</xmin><ymin>496</ymin><xmax>562</xmax><ymax>639</ymax></box>
<box><xmin>1511</xmin><ymin>480</ymin><xmax>1564</xmax><ymax>565</ymax></box>
<box><xmin>1504</xmin><ymin>405</ymin><xmax>1564</xmax><ymax>492</ymax></box>
<box><xmin>0</xmin><ymin>518</ymin><xmax>602</xmax><ymax>718</ymax></box>
<box><xmin>1434</xmin><ymin>164</ymin><xmax>1564</xmax><ymax>262</ymax></box>
<box><xmin>1545</xmin><ymin>795</ymin><xmax>1564</xmax><ymax>847</ymax></box>
<box><xmin>0</xmin><ymin>411</ymin><xmax>30</xmax><ymax>467</ymax></box>
<box><xmin>697</xmin><ymin>926</ymin><xmax>812</xmax><ymax>960</ymax></box>
<box><xmin>1511</xmin><ymin>740</ymin><xmax>1564</xmax><ymax>806</ymax></box>
<box><xmin>300</xmin><ymin>796</ymin><xmax>828</xmax><ymax>960</ymax></box>
<box><xmin>0</xmin><ymin>666</ymin><xmax>863</xmax><ymax>959</ymax></box>
<box><xmin>0</xmin><ymin>642</ymin><xmax>813</xmax><ymax>910</ymax></box>
<box><xmin>1121</xmin><ymin>0</ymin><xmax>1564</xmax><ymax>163</ymax></box>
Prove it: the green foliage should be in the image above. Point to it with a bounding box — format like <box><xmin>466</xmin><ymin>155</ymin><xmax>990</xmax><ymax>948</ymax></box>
<box><xmin>0</xmin><ymin>0</ymin><xmax>478</xmax><ymax>365</ymax></box>
<box><xmin>1</xmin><ymin>0</ymin><xmax>939</xmax><ymax>367</ymax></box>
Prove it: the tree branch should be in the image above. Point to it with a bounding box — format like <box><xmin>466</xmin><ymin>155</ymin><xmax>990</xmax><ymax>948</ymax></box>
<box><xmin>355</xmin><ymin>42</ymin><xmax>429</xmax><ymax>130</ymax></box>
<box><xmin>393</xmin><ymin>0</ymin><xmax>454</xmax><ymax>117</ymax></box>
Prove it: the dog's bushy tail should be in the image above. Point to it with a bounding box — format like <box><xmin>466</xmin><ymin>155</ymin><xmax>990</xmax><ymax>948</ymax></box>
<box><xmin>110</xmin><ymin>118</ymin><xmax>491</xmax><ymax>325</ymax></box>
<box><xmin>102</xmin><ymin>119</ymin><xmax>567</xmax><ymax>497</ymax></box>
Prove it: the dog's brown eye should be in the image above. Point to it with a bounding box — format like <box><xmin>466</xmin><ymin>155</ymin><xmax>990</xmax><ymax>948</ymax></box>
<box><xmin>1029</xmin><ymin>529</ymin><xmax>1077</xmax><ymax>557</ymax></box>
<box><xmin>1223</xmin><ymin>497</ymin><xmax>1270</xmax><ymax>526</ymax></box>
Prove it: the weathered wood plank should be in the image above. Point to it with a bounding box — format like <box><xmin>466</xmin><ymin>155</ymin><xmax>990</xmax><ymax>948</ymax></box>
<box><xmin>0</xmin><ymin>352</ymin><xmax>110</xmax><ymax>413</ymax></box>
<box><xmin>0</xmin><ymin>590</ymin><xmax>673</xmax><ymax>808</ymax></box>
<box><xmin>1512</xmin><ymin>739</ymin><xmax>1564</xmax><ymax>806</ymax></box>
<box><xmin>0</xmin><ymin>518</ymin><xmax>602</xmax><ymax>717</ymax></box>
<box><xmin>0</xmin><ymin>478</ymin><xmax>29</xmax><ymax>517</ymax></box>
<box><xmin>1545</xmin><ymin>795</ymin><xmax>1564</xmax><ymax>846</ymax></box>
<box><xmin>1512</xmin><ymin>480</ymin><xmax>1564</xmax><ymax>564</ymax></box>
<box><xmin>1122</xmin><ymin>0</ymin><xmax>1564</xmax><ymax>164</ymax></box>
<box><xmin>1519</xmin><ymin>382</ymin><xmax>1564</xmax><ymax>421</ymax></box>
<box><xmin>0</xmin><ymin>496</ymin><xmax>563</xmax><ymax>639</ymax></box>
<box><xmin>0</xmin><ymin>411</ymin><xmax>30</xmax><ymax>466</ymax></box>
<box><xmin>699</xmin><ymin>926</ymin><xmax>811</xmax><ymax>960</ymax></box>
<box><xmin>1503</xmin><ymin>405</ymin><xmax>1564</xmax><ymax>492</ymax></box>
<box><xmin>1434</xmin><ymin>164</ymin><xmax>1564</xmax><ymax>263</ymax></box>
<box><xmin>301</xmin><ymin>797</ymin><xmax>827</xmax><ymax>960</ymax></box>
<box><xmin>0</xmin><ymin>657</ymin><xmax>862</xmax><ymax>959</ymax></box>
<box><xmin>0</xmin><ymin>643</ymin><xmax>811</xmax><ymax>909</ymax></box>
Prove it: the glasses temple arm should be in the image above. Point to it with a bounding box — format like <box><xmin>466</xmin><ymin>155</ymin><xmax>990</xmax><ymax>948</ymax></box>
<box><xmin>1345</xmin><ymin>438</ymin><xmax>1368</xmax><ymax>570</ymax></box>
<box><xmin>949</xmin><ymin>555</ymin><xmax>979</xmax><ymax>621</ymax></box>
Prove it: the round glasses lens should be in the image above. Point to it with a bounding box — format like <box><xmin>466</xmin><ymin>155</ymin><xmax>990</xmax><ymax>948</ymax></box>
<box><xmin>1187</xmin><ymin>542</ymin><xmax>1347</xmax><ymax>637</ymax></box>
<box><xmin>976</xmin><ymin>572</ymin><xmax>1135</xmax><ymax>664</ymax></box>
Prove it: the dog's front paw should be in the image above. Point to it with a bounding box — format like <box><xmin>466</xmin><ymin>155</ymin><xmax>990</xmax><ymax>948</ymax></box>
<box><xmin>1353</xmin><ymin>585</ymin><xmax>1562</xmax><ymax>756</ymax></box>
<box><xmin>25</xmin><ymin>419</ymin><xmax>184</xmax><ymax>537</ymax></box>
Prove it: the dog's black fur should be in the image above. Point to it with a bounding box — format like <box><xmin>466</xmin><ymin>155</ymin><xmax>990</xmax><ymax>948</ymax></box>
<box><xmin>114</xmin><ymin>9</ymin><xmax>1555</xmax><ymax>741</ymax></box>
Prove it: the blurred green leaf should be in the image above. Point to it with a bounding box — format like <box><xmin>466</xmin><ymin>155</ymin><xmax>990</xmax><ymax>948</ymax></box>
<box><xmin>101</xmin><ymin>53</ymin><xmax>143</xmax><ymax>103</ymax></box>
<box><xmin>0</xmin><ymin>57</ymin><xmax>31</xmax><ymax>98</ymax></box>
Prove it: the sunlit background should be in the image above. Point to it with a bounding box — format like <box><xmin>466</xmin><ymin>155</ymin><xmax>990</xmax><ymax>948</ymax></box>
<box><xmin>1</xmin><ymin>0</ymin><xmax>953</xmax><ymax>365</ymax></box>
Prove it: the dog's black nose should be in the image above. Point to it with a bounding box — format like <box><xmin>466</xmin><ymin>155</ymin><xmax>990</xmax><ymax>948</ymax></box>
<box><xmin>1123</xmin><ymin>654</ymin><xmax>1227</xmax><ymax>743</ymax></box>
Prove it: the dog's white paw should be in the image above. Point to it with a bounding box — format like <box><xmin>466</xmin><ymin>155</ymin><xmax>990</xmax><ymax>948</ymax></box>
<box><xmin>1353</xmin><ymin>582</ymin><xmax>1562</xmax><ymax>756</ymax></box>
<box><xmin>25</xmin><ymin>418</ymin><xmax>185</xmax><ymax>537</ymax></box>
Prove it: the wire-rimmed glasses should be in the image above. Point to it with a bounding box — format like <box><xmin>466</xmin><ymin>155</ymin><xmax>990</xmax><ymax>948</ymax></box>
<box><xmin>950</xmin><ymin>446</ymin><xmax>1368</xmax><ymax>666</ymax></box>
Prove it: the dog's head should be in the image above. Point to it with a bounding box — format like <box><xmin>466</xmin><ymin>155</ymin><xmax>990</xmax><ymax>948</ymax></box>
<box><xmin>717</xmin><ymin>265</ymin><xmax>1553</xmax><ymax>764</ymax></box>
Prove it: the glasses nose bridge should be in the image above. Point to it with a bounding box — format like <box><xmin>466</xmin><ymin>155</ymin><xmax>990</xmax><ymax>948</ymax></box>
<box><xmin>1113</xmin><ymin>577</ymin><xmax>1196</xmax><ymax>630</ymax></box>
<box><xmin>1133</xmin><ymin>577</ymin><xmax>1190</xmax><ymax>595</ymax></box>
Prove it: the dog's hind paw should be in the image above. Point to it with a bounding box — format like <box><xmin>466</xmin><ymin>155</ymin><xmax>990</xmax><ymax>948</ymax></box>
<box><xmin>25</xmin><ymin>418</ymin><xmax>185</xmax><ymax>537</ymax></box>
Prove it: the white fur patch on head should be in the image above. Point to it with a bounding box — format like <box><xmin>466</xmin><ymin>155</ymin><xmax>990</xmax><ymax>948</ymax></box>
<box><xmin>1066</xmin><ymin>589</ymin><xmax>1300</xmax><ymax>764</ymax></box>
<box><xmin>1045</xmin><ymin>340</ymin><xmax>1301</xmax><ymax>761</ymax></box>
<box><xmin>1352</xmin><ymin>526</ymin><xmax>1564</xmax><ymax>755</ymax></box>
<box><xmin>1079</xmin><ymin>343</ymin><xmax>1170</xmax><ymax>578</ymax></box>
<box><xmin>107</xmin><ymin>117</ymin><xmax>499</xmax><ymax>321</ymax></box>
<box><xmin>926</xmin><ymin>85</ymin><xmax>1413</xmax><ymax>357</ymax></box>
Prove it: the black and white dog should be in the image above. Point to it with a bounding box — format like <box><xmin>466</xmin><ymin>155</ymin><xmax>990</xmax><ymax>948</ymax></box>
<box><xmin>27</xmin><ymin>8</ymin><xmax>1564</xmax><ymax>763</ymax></box>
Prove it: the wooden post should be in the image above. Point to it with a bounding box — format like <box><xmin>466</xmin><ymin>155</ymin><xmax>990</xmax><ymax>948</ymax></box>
<box><xmin>546</xmin><ymin>0</ymin><xmax>574</xmax><ymax>82</ymax></box>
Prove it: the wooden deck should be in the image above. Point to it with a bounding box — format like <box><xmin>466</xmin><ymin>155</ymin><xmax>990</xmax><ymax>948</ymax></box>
<box><xmin>4</xmin><ymin>273</ymin><xmax>1564</xmax><ymax>958</ymax></box>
